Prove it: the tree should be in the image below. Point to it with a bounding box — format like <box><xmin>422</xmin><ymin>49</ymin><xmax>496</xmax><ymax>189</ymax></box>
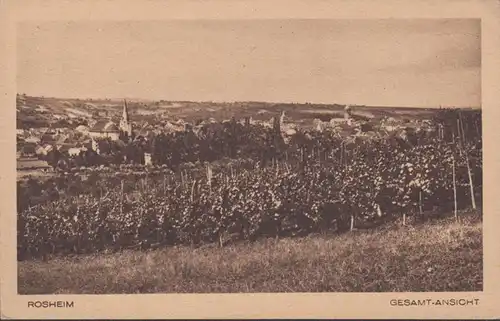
<box><xmin>46</xmin><ymin>149</ymin><xmax>62</xmax><ymax>169</ymax></box>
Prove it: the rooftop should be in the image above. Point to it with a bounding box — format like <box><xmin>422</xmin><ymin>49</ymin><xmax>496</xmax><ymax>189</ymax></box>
<box><xmin>90</xmin><ymin>120</ymin><xmax>120</xmax><ymax>133</ymax></box>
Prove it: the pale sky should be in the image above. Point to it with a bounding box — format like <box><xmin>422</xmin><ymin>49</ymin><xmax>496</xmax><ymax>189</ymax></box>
<box><xmin>17</xmin><ymin>19</ymin><xmax>480</xmax><ymax>107</ymax></box>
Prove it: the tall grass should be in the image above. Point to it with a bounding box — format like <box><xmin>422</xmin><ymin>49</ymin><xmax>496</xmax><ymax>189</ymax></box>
<box><xmin>18</xmin><ymin>212</ymin><xmax>482</xmax><ymax>294</ymax></box>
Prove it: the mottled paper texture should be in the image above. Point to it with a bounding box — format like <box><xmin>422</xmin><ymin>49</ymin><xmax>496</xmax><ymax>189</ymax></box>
<box><xmin>1</xmin><ymin>0</ymin><xmax>500</xmax><ymax>319</ymax></box>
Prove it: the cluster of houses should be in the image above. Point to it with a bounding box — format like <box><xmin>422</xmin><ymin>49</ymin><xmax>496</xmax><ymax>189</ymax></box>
<box><xmin>17</xmin><ymin>102</ymin><xmax>359</xmax><ymax>159</ymax></box>
<box><xmin>308</xmin><ymin>106</ymin><xmax>437</xmax><ymax>142</ymax></box>
<box><xmin>17</xmin><ymin>100</ymin><xmax>175</xmax><ymax>169</ymax></box>
<box><xmin>17</xmin><ymin>127</ymin><xmax>79</xmax><ymax>158</ymax></box>
<box><xmin>17</xmin><ymin>101</ymin><xmax>134</xmax><ymax>159</ymax></box>
<box><xmin>18</xmin><ymin>97</ymin><xmax>436</xmax><ymax>172</ymax></box>
<box><xmin>309</xmin><ymin>106</ymin><xmax>369</xmax><ymax>134</ymax></box>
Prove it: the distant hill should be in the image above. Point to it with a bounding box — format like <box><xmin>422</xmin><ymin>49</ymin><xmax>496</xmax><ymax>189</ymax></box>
<box><xmin>17</xmin><ymin>94</ymin><xmax>464</xmax><ymax>129</ymax></box>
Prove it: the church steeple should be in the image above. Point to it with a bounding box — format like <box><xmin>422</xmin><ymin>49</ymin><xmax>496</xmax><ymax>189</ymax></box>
<box><xmin>120</xmin><ymin>99</ymin><xmax>132</xmax><ymax>137</ymax></box>
<box><xmin>122</xmin><ymin>99</ymin><xmax>130</xmax><ymax>122</ymax></box>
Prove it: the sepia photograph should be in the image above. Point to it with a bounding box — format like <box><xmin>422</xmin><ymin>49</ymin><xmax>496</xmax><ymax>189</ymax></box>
<box><xmin>14</xmin><ymin>17</ymin><xmax>485</xmax><ymax>295</ymax></box>
<box><xmin>3</xmin><ymin>0</ymin><xmax>500</xmax><ymax>319</ymax></box>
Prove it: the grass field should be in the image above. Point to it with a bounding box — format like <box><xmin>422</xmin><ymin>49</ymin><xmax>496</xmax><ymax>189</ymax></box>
<box><xmin>18</xmin><ymin>212</ymin><xmax>482</xmax><ymax>294</ymax></box>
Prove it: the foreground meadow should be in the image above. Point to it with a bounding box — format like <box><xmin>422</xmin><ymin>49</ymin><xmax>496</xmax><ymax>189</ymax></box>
<box><xmin>18</xmin><ymin>211</ymin><xmax>482</xmax><ymax>294</ymax></box>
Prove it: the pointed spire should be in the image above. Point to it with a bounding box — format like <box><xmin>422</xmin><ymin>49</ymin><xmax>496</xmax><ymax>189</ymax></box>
<box><xmin>122</xmin><ymin>99</ymin><xmax>129</xmax><ymax>122</ymax></box>
<box><xmin>120</xmin><ymin>99</ymin><xmax>132</xmax><ymax>138</ymax></box>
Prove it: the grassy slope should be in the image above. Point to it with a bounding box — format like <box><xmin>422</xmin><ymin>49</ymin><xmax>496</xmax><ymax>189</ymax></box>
<box><xmin>18</xmin><ymin>213</ymin><xmax>482</xmax><ymax>294</ymax></box>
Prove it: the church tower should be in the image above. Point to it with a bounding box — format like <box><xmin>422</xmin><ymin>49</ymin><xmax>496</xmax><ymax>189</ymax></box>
<box><xmin>120</xmin><ymin>99</ymin><xmax>132</xmax><ymax>137</ymax></box>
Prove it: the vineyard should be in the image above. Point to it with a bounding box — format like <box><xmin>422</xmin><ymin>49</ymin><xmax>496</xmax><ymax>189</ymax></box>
<box><xmin>17</xmin><ymin>109</ymin><xmax>482</xmax><ymax>260</ymax></box>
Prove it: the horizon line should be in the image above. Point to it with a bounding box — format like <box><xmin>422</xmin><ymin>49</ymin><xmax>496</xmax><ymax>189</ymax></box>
<box><xmin>16</xmin><ymin>93</ymin><xmax>481</xmax><ymax>110</ymax></box>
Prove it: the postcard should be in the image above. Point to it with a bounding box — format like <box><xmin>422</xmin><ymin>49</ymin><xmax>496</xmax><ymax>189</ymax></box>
<box><xmin>1</xmin><ymin>0</ymin><xmax>499</xmax><ymax>319</ymax></box>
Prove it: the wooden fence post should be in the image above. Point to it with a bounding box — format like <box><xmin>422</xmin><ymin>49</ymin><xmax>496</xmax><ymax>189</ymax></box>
<box><xmin>452</xmin><ymin>157</ymin><xmax>458</xmax><ymax>220</ymax></box>
<box><xmin>120</xmin><ymin>179</ymin><xmax>124</xmax><ymax>215</ymax></box>
<box><xmin>190</xmin><ymin>180</ymin><xmax>196</xmax><ymax>203</ymax></box>
<box><xmin>465</xmin><ymin>153</ymin><xmax>477</xmax><ymax>210</ymax></box>
<box><xmin>419</xmin><ymin>189</ymin><xmax>423</xmax><ymax>215</ymax></box>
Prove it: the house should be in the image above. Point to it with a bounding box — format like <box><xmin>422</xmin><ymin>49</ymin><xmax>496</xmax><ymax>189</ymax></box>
<box><xmin>35</xmin><ymin>145</ymin><xmax>47</xmax><ymax>156</ymax></box>
<box><xmin>40</xmin><ymin>133</ymin><xmax>55</xmax><ymax>144</ymax></box>
<box><xmin>344</xmin><ymin>105</ymin><xmax>352</xmax><ymax>120</ymax></box>
<box><xmin>88</xmin><ymin>120</ymin><xmax>121</xmax><ymax>140</ymax></box>
<box><xmin>25</xmin><ymin>136</ymin><xmax>41</xmax><ymax>144</ymax></box>
<box><xmin>57</xmin><ymin>144</ymin><xmax>73</xmax><ymax>154</ymax></box>
<box><xmin>163</xmin><ymin>121</ymin><xmax>185</xmax><ymax>133</ymax></box>
<box><xmin>55</xmin><ymin>134</ymin><xmax>71</xmax><ymax>145</ymax></box>
<box><xmin>144</xmin><ymin>153</ymin><xmax>152</xmax><ymax>166</ymax></box>
<box><xmin>133</xmin><ymin>124</ymin><xmax>155</xmax><ymax>141</ymax></box>
<box><xmin>21</xmin><ymin>144</ymin><xmax>37</xmax><ymax>157</ymax></box>
<box><xmin>75</xmin><ymin>125</ymin><xmax>89</xmax><ymax>134</ymax></box>
<box><xmin>88</xmin><ymin>100</ymin><xmax>132</xmax><ymax>141</ymax></box>
<box><xmin>312</xmin><ymin>119</ymin><xmax>324</xmax><ymax>132</ymax></box>
<box><xmin>43</xmin><ymin>144</ymin><xmax>54</xmax><ymax>154</ymax></box>
<box><xmin>68</xmin><ymin>147</ymin><xmax>87</xmax><ymax>157</ymax></box>
<box><xmin>17</xmin><ymin>158</ymin><xmax>52</xmax><ymax>171</ymax></box>
<box><xmin>80</xmin><ymin>139</ymin><xmax>93</xmax><ymax>150</ymax></box>
<box><xmin>39</xmin><ymin>127</ymin><xmax>56</xmax><ymax>135</ymax></box>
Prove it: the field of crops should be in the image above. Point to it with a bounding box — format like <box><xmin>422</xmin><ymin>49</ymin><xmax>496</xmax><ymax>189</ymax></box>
<box><xmin>17</xmin><ymin>109</ymin><xmax>482</xmax><ymax>260</ymax></box>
